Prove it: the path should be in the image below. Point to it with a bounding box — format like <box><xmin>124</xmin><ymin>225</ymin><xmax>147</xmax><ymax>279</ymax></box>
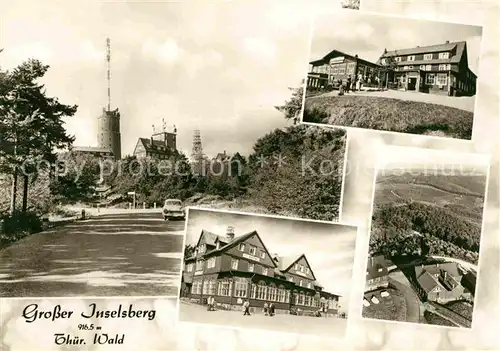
<box><xmin>388</xmin><ymin>272</ymin><xmax>423</xmax><ymax>323</ymax></box>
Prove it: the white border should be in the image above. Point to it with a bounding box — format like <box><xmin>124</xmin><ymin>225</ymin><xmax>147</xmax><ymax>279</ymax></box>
<box><xmin>175</xmin><ymin>206</ymin><xmax>359</xmax><ymax>340</ymax></box>
<box><xmin>299</xmin><ymin>9</ymin><xmax>485</xmax><ymax>141</ymax></box>
<box><xmin>359</xmin><ymin>144</ymin><xmax>492</xmax><ymax>330</ymax></box>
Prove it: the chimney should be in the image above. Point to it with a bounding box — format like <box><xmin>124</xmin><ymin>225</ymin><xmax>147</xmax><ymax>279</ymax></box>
<box><xmin>226</xmin><ymin>226</ymin><xmax>235</xmax><ymax>241</ymax></box>
<box><xmin>355</xmin><ymin>54</ymin><xmax>358</xmax><ymax>59</ymax></box>
<box><xmin>445</xmin><ymin>40</ymin><xmax>450</xmax><ymax>44</ymax></box>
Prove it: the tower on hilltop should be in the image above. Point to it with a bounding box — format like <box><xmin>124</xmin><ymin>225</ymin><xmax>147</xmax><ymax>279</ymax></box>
<box><xmin>190</xmin><ymin>129</ymin><xmax>207</xmax><ymax>176</ymax></box>
<box><xmin>97</xmin><ymin>37</ymin><xmax>122</xmax><ymax>160</ymax></box>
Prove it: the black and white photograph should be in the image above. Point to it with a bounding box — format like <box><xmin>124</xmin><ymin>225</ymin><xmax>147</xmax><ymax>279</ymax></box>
<box><xmin>302</xmin><ymin>11</ymin><xmax>483</xmax><ymax>140</ymax></box>
<box><xmin>178</xmin><ymin>208</ymin><xmax>357</xmax><ymax>338</ymax></box>
<box><xmin>362</xmin><ymin>146</ymin><xmax>490</xmax><ymax>328</ymax></box>
<box><xmin>0</xmin><ymin>1</ymin><xmax>347</xmax><ymax>298</ymax></box>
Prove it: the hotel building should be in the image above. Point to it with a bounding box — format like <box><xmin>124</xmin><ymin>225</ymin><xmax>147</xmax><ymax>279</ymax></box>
<box><xmin>379</xmin><ymin>40</ymin><xmax>477</xmax><ymax>96</ymax></box>
<box><xmin>181</xmin><ymin>226</ymin><xmax>341</xmax><ymax>315</ymax></box>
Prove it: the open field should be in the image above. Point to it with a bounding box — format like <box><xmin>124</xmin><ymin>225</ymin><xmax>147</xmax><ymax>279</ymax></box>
<box><xmin>303</xmin><ymin>94</ymin><xmax>474</xmax><ymax>139</ymax></box>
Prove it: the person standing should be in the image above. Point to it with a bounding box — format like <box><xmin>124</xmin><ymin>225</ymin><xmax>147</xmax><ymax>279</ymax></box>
<box><xmin>346</xmin><ymin>76</ymin><xmax>352</xmax><ymax>93</ymax></box>
<box><xmin>263</xmin><ymin>302</ymin><xmax>269</xmax><ymax>316</ymax></box>
<box><xmin>243</xmin><ymin>300</ymin><xmax>251</xmax><ymax>316</ymax></box>
<box><xmin>269</xmin><ymin>303</ymin><xmax>275</xmax><ymax>317</ymax></box>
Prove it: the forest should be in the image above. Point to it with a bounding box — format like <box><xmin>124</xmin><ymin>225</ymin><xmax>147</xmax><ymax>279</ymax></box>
<box><xmin>370</xmin><ymin>202</ymin><xmax>482</xmax><ymax>264</ymax></box>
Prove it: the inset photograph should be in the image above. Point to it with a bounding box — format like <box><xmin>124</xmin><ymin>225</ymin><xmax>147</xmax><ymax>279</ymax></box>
<box><xmin>303</xmin><ymin>11</ymin><xmax>482</xmax><ymax>140</ymax></box>
<box><xmin>362</xmin><ymin>146</ymin><xmax>490</xmax><ymax>328</ymax></box>
<box><xmin>178</xmin><ymin>208</ymin><xmax>358</xmax><ymax>338</ymax></box>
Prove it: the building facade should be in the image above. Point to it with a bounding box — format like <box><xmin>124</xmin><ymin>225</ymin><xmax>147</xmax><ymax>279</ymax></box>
<box><xmin>97</xmin><ymin>107</ymin><xmax>122</xmax><ymax>160</ymax></box>
<box><xmin>415</xmin><ymin>262</ymin><xmax>471</xmax><ymax>303</ymax></box>
<box><xmin>71</xmin><ymin>146</ymin><xmax>114</xmax><ymax>159</ymax></box>
<box><xmin>379</xmin><ymin>41</ymin><xmax>477</xmax><ymax>96</ymax></box>
<box><xmin>307</xmin><ymin>50</ymin><xmax>380</xmax><ymax>89</ymax></box>
<box><xmin>365</xmin><ymin>255</ymin><xmax>390</xmax><ymax>292</ymax></box>
<box><xmin>133</xmin><ymin>129</ymin><xmax>177</xmax><ymax>159</ymax></box>
<box><xmin>181</xmin><ymin>227</ymin><xmax>340</xmax><ymax>315</ymax></box>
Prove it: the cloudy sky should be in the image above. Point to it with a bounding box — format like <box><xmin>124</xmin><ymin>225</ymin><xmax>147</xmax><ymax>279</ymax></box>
<box><xmin>185</xmin><ymin>209</ymin><xmax>358</xmax><ymax>302</ymax></box>
<box><xmin>310</xmin><ymin>11</ymin><xmax>483</xmax><ymax>73</ymax></box>
<box><xmin>1</xmin><ymin>0</ymin><xmax>346</xmax><ymax>158</ymax></box>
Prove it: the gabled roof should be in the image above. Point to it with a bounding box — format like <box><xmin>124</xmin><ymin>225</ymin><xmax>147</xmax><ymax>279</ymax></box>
<box><xmin>196</xmin><ymin>229</ymin><xmax>227</xmax><ymax>247</ymax></box>
<box><xmin>366</xmin><ymin>255</ymin><xmax>389</xmax><ymax>280</ymax></box>
<box><xmin>137</xmin><ymin>138</ymin><xmax>171</xmax><ymax>154</ymax></box>
<box><xmin>417</xmin><ymin>271</ymin><xmax>441</xmax><ymax>293</ymax></box>
<box><xmin>278</xmin><ymin>254</ymin><xmax>317</xmax><ymax>281</ymax></box>
<box><xmin>310</xmin><ymin>49</ymin><xmax>379</xmax><ymax>68</ymax></box>
<box><xmin>415</xmin><ymin>262</ymin><xmax>461</xmax><ymax>278</ymax></box>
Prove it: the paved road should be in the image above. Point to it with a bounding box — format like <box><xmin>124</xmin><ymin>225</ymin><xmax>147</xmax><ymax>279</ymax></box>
<box><xmin>178</xmin><ymin>301</ymin><xmax>347</xmax><ymax>339</ymax></box>
<box><xmin>0</xmin><ymin>212</ymin><xmax>185</xmax><ymax>297</ymax></box>
<box><xmin>388</xmin><ymin>272</ymin><xmax>423</xmax><ymax>323</ymax></box>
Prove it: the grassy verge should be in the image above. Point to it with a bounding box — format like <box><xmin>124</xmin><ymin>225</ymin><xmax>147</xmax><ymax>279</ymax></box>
<box><xmin>303</xmin><ymin>95</ymin><xmax>473</xmax><ymax>139</ymax></box>
<box><xmin>424</xmin><ymin>310</ymin><xmax>457</xmax><ymax>327</ymax></box>
<box><xmin>362</xmin><ymin>288</ymin><xmax>406</xmax><ymax>322</ymax></box>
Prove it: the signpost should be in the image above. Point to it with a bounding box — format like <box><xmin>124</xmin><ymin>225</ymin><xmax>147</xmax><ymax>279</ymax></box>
<box><xmin>127</xmin><ymin>191</ymin><xmax>136</xmax><ymax>209</ymax></box>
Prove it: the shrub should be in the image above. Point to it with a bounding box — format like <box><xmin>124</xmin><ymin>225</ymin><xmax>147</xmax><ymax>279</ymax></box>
<box><xmin>0</xmin><ymin>211</ymin><xmax>43</xmax><ymax>249</ymax></box>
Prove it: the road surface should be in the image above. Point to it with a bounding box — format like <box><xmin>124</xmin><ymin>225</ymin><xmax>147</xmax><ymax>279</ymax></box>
<box><xmin>178</xmin><ymin>301</ymin><xmax>347</xmax><ymax>339</ymax></box>
<box><xmin>0</xmin><ymin>212</ymin><xmax>184</xmax><ymax>297</ymax></box>
<box><xmin>388</xmin><ymin>272</ymin><xmax>424</xmax><ymax>323</ymax></box>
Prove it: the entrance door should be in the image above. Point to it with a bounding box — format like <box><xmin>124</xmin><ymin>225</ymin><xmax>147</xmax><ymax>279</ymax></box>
<box><xmin>408</xmin><ymin>77</ymin><xmax>417</xmax><ymax>91</ymax></box>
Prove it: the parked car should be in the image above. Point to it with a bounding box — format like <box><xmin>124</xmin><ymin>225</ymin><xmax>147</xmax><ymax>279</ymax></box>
<box><xmin>162</xmin><ymin>199</ymin><xmax>185</xmax><ymax>220</ymax></box>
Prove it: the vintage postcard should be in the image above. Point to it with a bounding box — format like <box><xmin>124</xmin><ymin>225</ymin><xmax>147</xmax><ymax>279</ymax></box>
<box><xmin>177</xmin><ymin>208</ymin><xmax>358</xmax><ymax>339</ymax></box>
<box><xmin>362</xmin><ymin>145</ymin><xmax>490</xmax><ymax>329</ymax></box>
<box><xmin>302</xmin><ymin>11</ymin><xmax>483</xmax><ymax>140</ymax></box>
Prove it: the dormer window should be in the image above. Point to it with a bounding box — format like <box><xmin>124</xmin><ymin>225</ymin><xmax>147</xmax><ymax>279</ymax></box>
<box><xmin>438</xmin><ymin>52</ymin><xmax>449</xmax><ymax>59</ymax></box>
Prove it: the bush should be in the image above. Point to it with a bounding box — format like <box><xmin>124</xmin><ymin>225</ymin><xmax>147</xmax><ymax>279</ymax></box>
<box><xmin>0</xmin><ymin>211</ymin><xmax>43</xmax><ymax>249</ymax></box>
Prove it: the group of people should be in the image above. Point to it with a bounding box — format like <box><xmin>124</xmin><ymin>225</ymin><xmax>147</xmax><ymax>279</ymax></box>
<box><xmin>336</xmin><ymin>74</ymin><xmax>381</xmax><ymax>95</ymax></box>
<box><xmin>242</xmin><ymin>300</ymin><xmax>275</xmax><ymax>316</ymax></box>
<box><xmin>206</xmin><ymin>296</ymin><xmax>216</xmax><ymax>311</ymax></box>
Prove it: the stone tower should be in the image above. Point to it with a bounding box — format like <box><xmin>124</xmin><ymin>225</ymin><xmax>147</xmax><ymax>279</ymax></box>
<box><xmin>97</xmin><ymin>37</ymin><xmax>121</xmax><ymax>160</ymax></box>
<box><xmin>97</xmin><ymin>107</ymin><xmax>121</xmax><ymax>160</ymax></box>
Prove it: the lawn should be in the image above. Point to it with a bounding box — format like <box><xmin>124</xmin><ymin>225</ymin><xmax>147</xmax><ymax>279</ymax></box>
<box><xmin>303</xmin><ymin>95</ymin><xmax>473</xmax><ymax>139</ymax></box>
<box><xmin>362</xmin><ymin>288</ymin><xmax>407</xmax><ymax>322</ymax></box>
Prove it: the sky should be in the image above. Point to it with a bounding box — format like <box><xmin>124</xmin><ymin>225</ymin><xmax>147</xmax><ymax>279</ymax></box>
<box><xmin>0</xmin><ymin>0</ymin><xmax>338</xmax><ymax>158</ymax></box>
<box><xmin>310</xmin><ymin>10</ymin><xmax>483</xmax><ymax>73</ymax></box>
<box><xmin>376</xmin><ymin>145</ymin><xmax>491</xmax><ymax>176</ymax></box>
<box><xmin>185</xmin><ymin>209</ymin><xmax>358</xmax><ymax>303</ymax></box>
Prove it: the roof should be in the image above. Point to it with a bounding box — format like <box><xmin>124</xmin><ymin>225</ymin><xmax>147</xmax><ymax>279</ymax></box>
<box><xmin>276</xmin><ymin>255</ymin><xmax>299</xmax><ymax>271</ymax></box>
<box><xmin>417</xmin><ymin>271</ymin><xmax>440</xmax><ymax>293</ymax></box>
<box><xmin>366</xmin><ymin>255</ymin><xmax>389</xmax><ymax>280</ymax></box>
<box><xmin>72</xmin><ymin>146</ymin><xmax>113</xmax><ymax>154</ymax></box>
<box><xmin>415</xmin><ymin>262</ymin><xmax>461</xmax><ymax>278</ymax></box>
<box><xmin>381</xmin><ymin>41</ymin><xmax>468</xmax><ymax>67</ymax></box>
<box><xmin>137</xmin><ymin>138</ymin><xmax>171</xmax><ymax>154</ymax></box>
<box><xmin>196</xmin><ymin>229</ymin><xmax>228</xmax><ymax>247</ymax></box>
<box><xmin>310</xmin><ymin>49</ymin><xmax>379</xmax><ymax>68</ymax></box>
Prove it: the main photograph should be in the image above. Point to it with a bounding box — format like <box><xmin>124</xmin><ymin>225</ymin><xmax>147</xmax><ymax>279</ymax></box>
<box><xmin>0</xmin><ymin>1</ymin><xmax>347</xmax><ymax>298</ymax></box>
<box><xmin>178</xmin><ymin>208</ymin><xmax>357</xmax><ymax>339</ymax></box>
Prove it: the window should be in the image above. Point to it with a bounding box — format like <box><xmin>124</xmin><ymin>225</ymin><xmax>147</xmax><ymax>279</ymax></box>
<box><xmin>288</xmin><ymin>277</ymin><xmax>294</xmax><ymax>283</ymax></box>
<box><xmin>305</xmin><ymin>295</ymin><xmax>311</xmax><ymax>306</ymax></box>
<box><xmin>231</xmin><ymin>259</ymin><xmax>239</xmax><ymax>270</ymax></box>
<box><xmin>337</xmin><ymin>64</ymin><xmax>346</xmax><ymax>75</ymax></box>
<box><xmin>250</xmin><ymin>284</ymin><xmax>257</xmax><ymax>299</ymax></box>
<box><xmin>278</xmin><ymin>286</ymin><xmax>286</xmax><ymax>302</ymax></box>
<box><xmin>347</xmin><ymin>62</ymin><xmax>355</xmax><ymax>74</ymax></box>
<box><xmin>299</xmin><ymin>280</ymin><xmax>303</xmax><ymax>287</ymax></box>
<box><xmin>403</xmin><ymin>66</ymin><xmax>409</xmax><ymax>70</ymax></box>
<box><xmin>424</xmin><ymin>53</ymin><xmax>433</xmax><ymax>60</ymax></box>
<box><xmin>249</xmin><ymin>245</ymin><xmax>256</xmax><ymax>256</ymax></box>
<box><xmin>260</xmin><ymin>250</ymin><xmax>265</xmax><ymax>259</ymax></box>
<box><xmin>381</xmin><ymin>58</ymin><xmax>386</xmax><ymax>65</ymax></box>
<box><xmin>446</xmin><ymin>64</ymin><xmax>451</xmax><ymax>70</ymax></box>
<box><xmin>198</xmin><ymin>245</ymin><xmax>206</xmax><ymax>254</ymax></box>
<box><xmin>408</xmin><ymin>65</ymin><xmax>414</xmax><ymax>70</ymax></box>
<box><xmin>248</xmin><ymin>263</ymin><xmax>254</xmax><ymax>272</ymax></box>
<box><xmin>307</xmin><ymin>282</ymin><xmax>312</xmax><ymax>289</ymax></box>
<box><xmin>408</xmin><ymin>55</ymin><xmax>415</xmax><ymax>61</ymax></box>
<box><xmin>217</xmin><ymin>281</ymin><xmax>231</xmax><ymax>296</ymax></box>
<box><xmin>196</xmin><ymin>260</ymin><xmax>204</xmax><ymax>271</ymax></box>
<box><xmin>203</xmin><ymin>280</ymin><xmax>209</xmax><ymax>295</ymax></box>
<box><xmin>294</xmin><ymin>264</ymin><xmax>299</xmax><ymax>270</ymax></box>
<box><xmin>426</xmin><ymin>73</ymin><xmax>435</xmax><ymax>85</ymax></box>
<box><xmin>186</xmin><ymin>264</ymin><xmax>193</xmax><ymax>272</ymax></box>
<box><xmin>257</xmin><ymin>283</ymin><xmax>267</xmax><ymax>300</ymax></box>
<box><xmin>438</xmin><ymin>64</ymin><xmax>446</xmax><ymax>71</ymax></box>
<box><xmin>395</xmin><ymin>56</ymin><xmax>401</xmax><ymax>62</ymax></box>
<box><xmin>206</xmin><ymin>257</ymin><xmax>216</xmax><ymax>269</ymax></box>
<box><xmin>425</xmin><ymin>65</ymin><xmax>432</xmax><ymax>71</ymax></box>
<box><xmin>298</xmin><ymin>292</ymin><xmax>305</xmax><ymax>305</ymax></box>
<box><xmin>377</xmin><ymin>268</ymin><xmax>383</xmax><ymax>272</ymax></box>
<box><xmin>239</xmin><ymin>243</ymin><xmax>245</xmax><ymax>251</ymax></box>
<box><xmin>331</xmin><ymin>64</ymin><xmax>339</xmax><ymax>75</ymax></box>
<box><xmin>305</xmin><ymin>267</ymin><xmax>310</xmax><ymax>274</ymax></box>
<box><xmin>234</xmin><ymin>278</ymin><xmax>248</xmax><ymax>298</ymax></box>
<box><xmin>313</xmin><ymin>298</ymin><xmax>318</xmax><ymax>307</ymax></box>
<box><xmin>262</xmin><ymin>268</ymin><xmax>268</xmax><ymax>276</ymax></box>
<box><xmin>285</xmin><ymin>290</ymin><xmax>290</xmax><ymax>303</ymax></box>
<box><xmin>268</xmin><ymin>285</ymin><xmax>278</xmax><ymax>301</ymax></box>
<box><xmin>437</xmin><ymin>73</ymin><xmax>447</xmax><ymax>86</ymax></box>
<box><xmin>438</xmin><ymin>52</ymin><xmax>449</xmax><ymax>59</ymax></box>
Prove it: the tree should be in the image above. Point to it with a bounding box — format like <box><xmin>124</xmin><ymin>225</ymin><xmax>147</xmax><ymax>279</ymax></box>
<box><xmin>275</xmin><ymin>86</ymin><xmax>304</xmax><ymax>124</ymax></box>
<box><xmin>0</xmin><ymin>59</ymin><xmax>77</xmax><ymax>214</ymax></box>
<box><xmin>341</xmin><ymin>0</ymin><xmax>360</xmax><ymax>9</ymax></box>
<box><xmin>376</xmin><ymin>49</ymin><xmax>398</xmax><ymax>89</ymax></box>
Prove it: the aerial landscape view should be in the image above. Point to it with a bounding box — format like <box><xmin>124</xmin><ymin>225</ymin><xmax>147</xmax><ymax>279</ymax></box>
<box><xmin>362</xmin><ymin>148</ymin><xmax>489</xmax><ymax>329</ymax></box>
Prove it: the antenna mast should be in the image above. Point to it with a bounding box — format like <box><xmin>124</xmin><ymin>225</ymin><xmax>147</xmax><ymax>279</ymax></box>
<box><xmin>106</xmin><ymin>38</ymin><xmax>111</xmax><ymax>111</ymax></box>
